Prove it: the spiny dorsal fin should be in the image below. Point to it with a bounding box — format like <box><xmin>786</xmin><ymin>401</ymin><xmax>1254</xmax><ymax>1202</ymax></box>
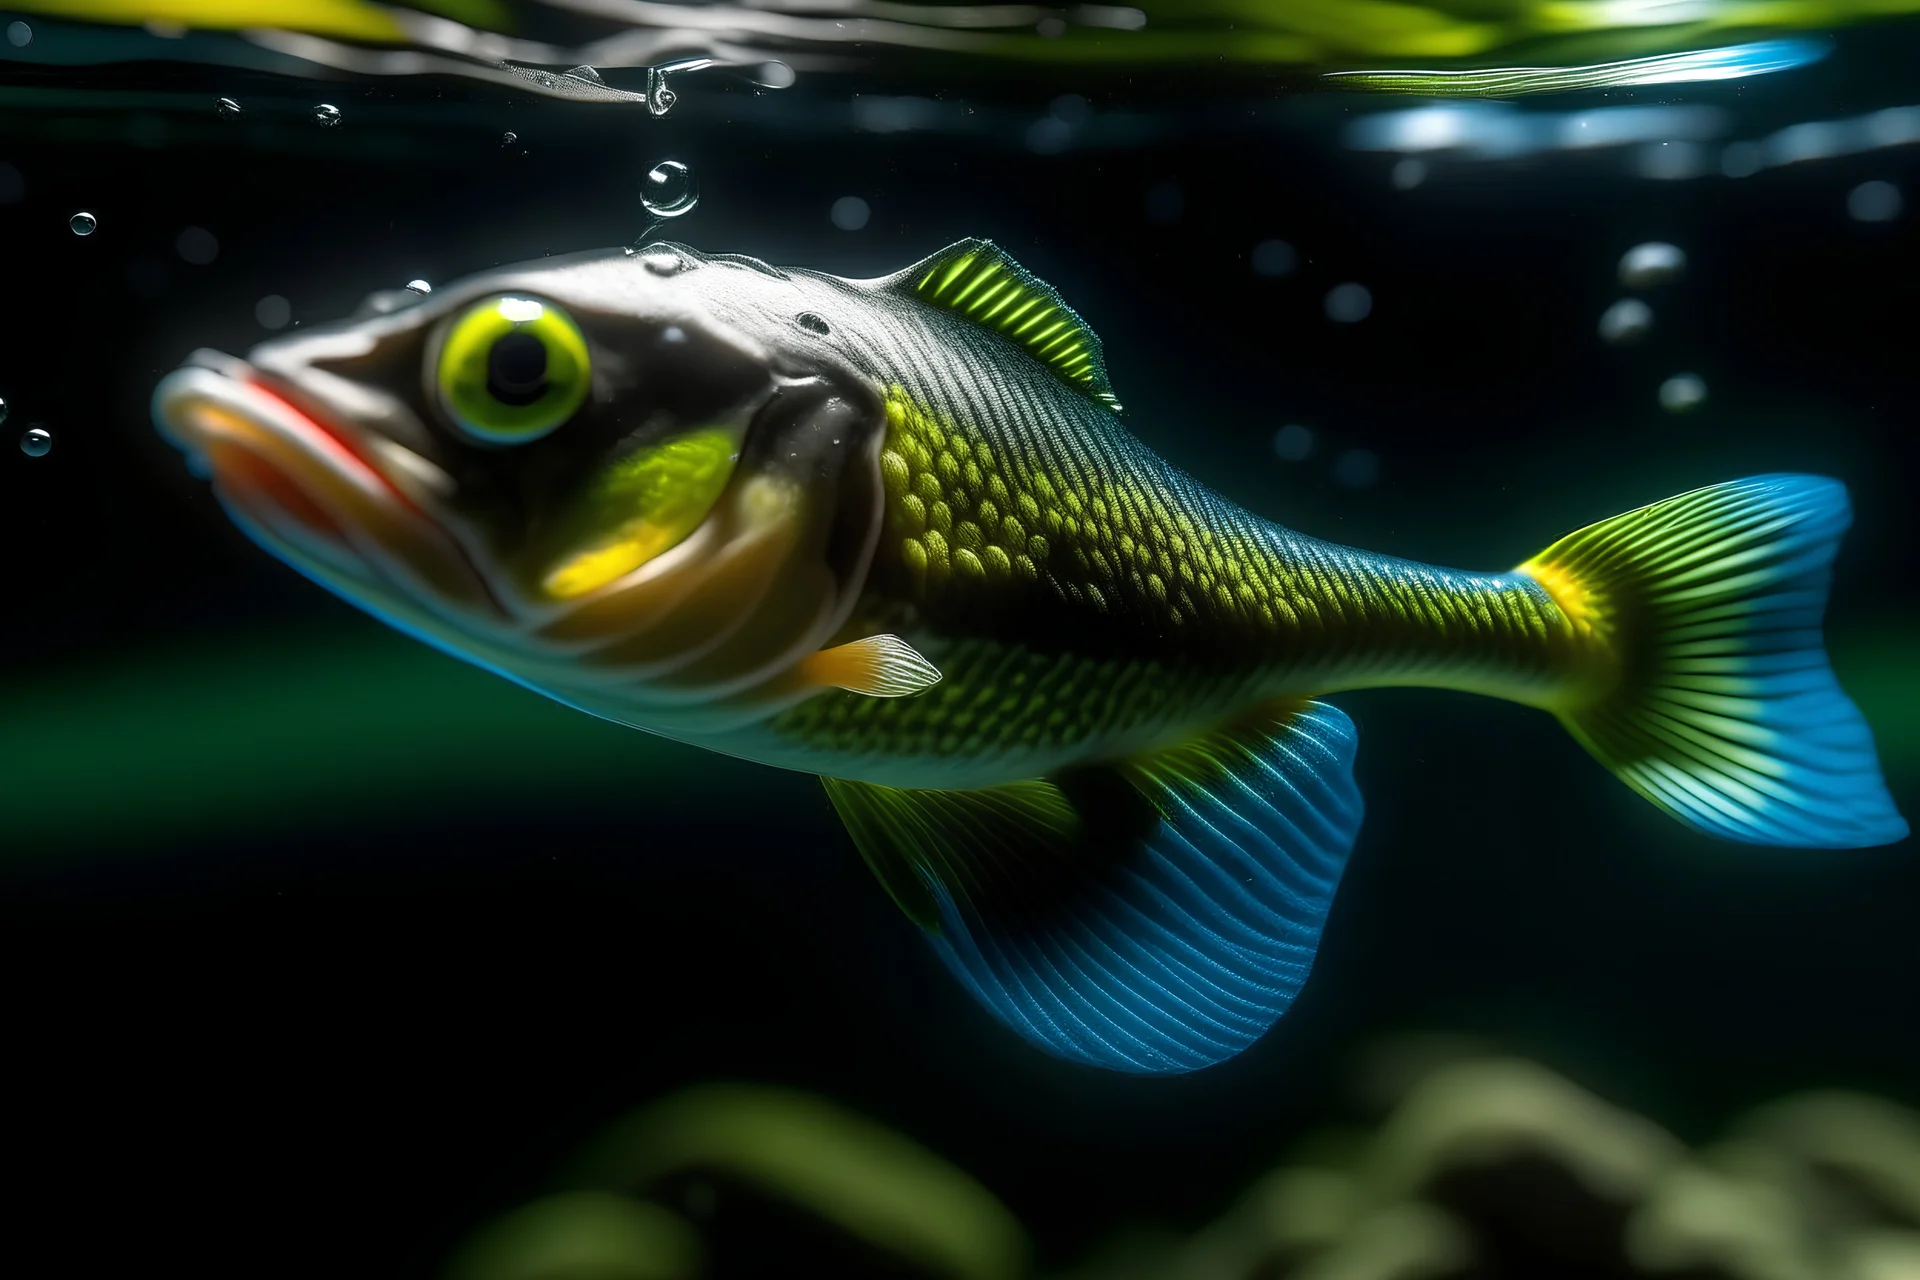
<box><xmin>893</xmin><ymin>239</ymin><xmax>1121</xmax><ymax>412</ymax></box>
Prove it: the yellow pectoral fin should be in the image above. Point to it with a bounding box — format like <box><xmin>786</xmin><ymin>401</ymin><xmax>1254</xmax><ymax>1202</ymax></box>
<box><xmin>800</xmin><ymin>635</ymin><xmax>942</xmax><ymax>697</ymax></box>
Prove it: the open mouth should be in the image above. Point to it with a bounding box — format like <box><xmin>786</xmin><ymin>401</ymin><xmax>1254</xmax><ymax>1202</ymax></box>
<box><xmin>153</xmin><ymin>352</ymin><xmax>499</xmax><ymax>616</ymax></box>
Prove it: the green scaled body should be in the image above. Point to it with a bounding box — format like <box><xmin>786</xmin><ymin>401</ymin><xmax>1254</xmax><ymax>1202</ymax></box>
<box><xmin>752</xmin><ymin>240</ymin><xmax>1587</xmax><ymax>791</ymax></box>
<box><xmin>152</xmin><ymin>236</ymin><xmax>1908</xmax><ymax>1077</ymax></box>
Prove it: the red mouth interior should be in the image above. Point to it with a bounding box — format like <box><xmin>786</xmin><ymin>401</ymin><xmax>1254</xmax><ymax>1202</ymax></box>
<box><xmin>239</xmin><ymin>375</ymin><xmax>422</xmax><ymax>515</ymax></box>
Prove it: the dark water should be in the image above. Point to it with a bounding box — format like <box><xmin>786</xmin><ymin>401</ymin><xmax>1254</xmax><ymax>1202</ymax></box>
<box><xmin>1</xmin><ymin>13</ymin><xmax>1917</xmax><ymax>1278</ymax></box>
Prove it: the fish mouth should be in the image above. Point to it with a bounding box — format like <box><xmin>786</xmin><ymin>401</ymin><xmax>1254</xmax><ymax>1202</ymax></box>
<box><xmin>153</xmin><ymin>352</ymin><xmax>501</xmax><ymax>618</ymax></box>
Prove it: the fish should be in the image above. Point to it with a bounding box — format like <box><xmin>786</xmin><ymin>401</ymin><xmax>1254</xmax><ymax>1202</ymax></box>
<box><xmin>152</xmin><ymin>239</ymin><xmax>1909</xmax><ymax>1074</ymax></box>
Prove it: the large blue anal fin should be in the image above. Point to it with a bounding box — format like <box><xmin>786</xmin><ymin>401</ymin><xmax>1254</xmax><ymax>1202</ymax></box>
<box><xmin>823</xmin><ymin>701</ymin><xmax>1363</xmax><ymax>1074</ymax></box>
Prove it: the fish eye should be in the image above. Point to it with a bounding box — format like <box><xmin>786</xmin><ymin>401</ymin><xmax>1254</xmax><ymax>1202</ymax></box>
<box><xmin>436</xmin><ymin>295</ymin><xmax>590</xmax><ymax>445</ymax></box>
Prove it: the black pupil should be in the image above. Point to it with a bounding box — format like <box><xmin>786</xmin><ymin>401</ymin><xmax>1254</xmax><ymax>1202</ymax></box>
<box><xmin>487</xmin><ymin>331</ymin><xmax>549</xmax><ymax>405</ymax></box>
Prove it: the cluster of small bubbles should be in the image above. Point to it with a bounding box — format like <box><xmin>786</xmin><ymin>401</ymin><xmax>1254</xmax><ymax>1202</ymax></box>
<box><xmin>312</xmin><ymin>103</ymin><xmax>341</xmax><ymax>128</ymax></box>
<box><xmin>1273</xmin><ymin>424</ymin><xmax>1314</xmax><ymax>462</ymax></box>
<box><xmin>641</xmin><ymin>160</ymin><xmax>699</xmax><ymax>220</ymax></box>
<box><xmin>1324</xmin><ymin>282</ymin><xmax>1373</xmax><ymax>324</ymax></box>
<box><xmin>1332</xmin><ymin>448</ymin><xmax>1380</xmax><ymax>489</ymax></box>
<box><xmin>1145</xmin><ymin>181</ymin><xmax>1184</xmax><ymax>224</ymax></box>
<box><xmin>175</xmin><ymin>226</ymin><xmax>218</xmax><ymax>265</ymax></box>
<box><xmin>830</xmin><ymin>195</ymin><xmax>871</xmax><ymax>231</ymax></box>
<box><xmin>1659</xmin><ymin>372</ymin><xmax>1707</xmax><ymax>412</ymax></box>
<box><xmin>1598</xmin><ymin>298</ymin><xmax>1653</xmax><ymax>345</ymax></box>
<box><xmin>1618</xmin><ymin>241</ymin><xmax>1685</xmax><ymax>289</ymax></box>
<box><xmin>69</xmin><ymin>211</ymin><xmax>97</xmax><ymax>236</ymax></box>
<box><xmin>6</xmin><ymin>19</ymin><xmax>30</xmax><ymax>47</ymax></box>
<box><xmin>1848</xmin><ymin>180</ymin><xmax>1902</xmax><ymax>223</ymax></box>
<box><xmin>405</xmin><ymin>279</ymin><xmax>432</xmax><ymax>295</ymax></box>
<box><xmin>1391</xmin><ymin>158</ymin><xmax>1427</xmax><ymax>190</ymax></box>
<box><xmin>20</xmin><ymin>426</ymin><xmax>51</xmax><ymax>458</ymax></box>
<box><xmin>1251</xmin><ymin>239</ymin><xmax>1297</xmax><ymax>278</ymax></box>
<box><xmin>216</xmin><ymin>97</ymin><xmax>242</xmax><ymax>120</ymax></box>
<box><xmin>501</xmin><ymin>130</ymin><xmax>517</xmax><ymax>147</ymax></box>
<box><xmin>255</xmin><ymin>294</ymin><xmax>292</xmax><ymax>329</ymax></box>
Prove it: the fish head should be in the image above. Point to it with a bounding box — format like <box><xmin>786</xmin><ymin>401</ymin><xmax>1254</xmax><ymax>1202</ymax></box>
<box><xmin>153</xmin><ymin>244</ymin><xmax>890</xmax><ymax>727</ymax></box>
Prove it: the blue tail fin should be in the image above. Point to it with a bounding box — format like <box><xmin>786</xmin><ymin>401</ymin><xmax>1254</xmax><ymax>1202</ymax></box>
<box><xmin>1521</xmin><ymin>475</ymin><xmax>1906</xmax><ymax>848</ymax></box>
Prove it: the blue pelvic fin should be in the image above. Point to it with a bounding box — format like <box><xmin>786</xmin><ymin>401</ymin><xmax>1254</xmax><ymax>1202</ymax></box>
<box><xmin>1522</xmin><ymin>474</ymin><xmax>1907</xmax><ymax>848</ymax></box>
<box><xmin>823</xmin><ymin>700</ymin><xmax>1363</xmax><ymax>1074</ymax></box>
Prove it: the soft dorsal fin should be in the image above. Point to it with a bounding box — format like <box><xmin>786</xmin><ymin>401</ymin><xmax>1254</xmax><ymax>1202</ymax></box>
<box><xmin>890</xmin><ymin>239</ymin><xmax>1122</xmax><ymax>412</ymax></box>
<box><xmin>823</xmin><ymin>700</ymin><xmax>1362</xmax><ymax>1073</ymax></box>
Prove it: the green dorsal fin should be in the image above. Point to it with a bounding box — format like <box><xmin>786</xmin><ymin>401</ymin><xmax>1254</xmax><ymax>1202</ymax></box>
<box><xmin>892</xmin><ymin>239</ymin><xmax>1121</xmax><ymax>412</ymax></box>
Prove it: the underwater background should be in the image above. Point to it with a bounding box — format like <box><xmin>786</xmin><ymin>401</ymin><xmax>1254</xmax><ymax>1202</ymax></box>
<box><xmin>1</xmin><ymin>2</ymin><xmax>1918</xmax><ymax>1275</ymax></box>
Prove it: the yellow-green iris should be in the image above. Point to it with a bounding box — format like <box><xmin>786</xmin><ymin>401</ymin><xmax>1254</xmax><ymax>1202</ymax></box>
<box><xmin>436</xmin><ymin>295</ymin><xmax>590</xmax><ymax>444</ymax></box>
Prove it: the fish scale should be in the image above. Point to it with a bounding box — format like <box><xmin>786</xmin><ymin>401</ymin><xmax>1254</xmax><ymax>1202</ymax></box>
<box><xmin>151</xmin><ymin>237</ymin><xmax>1907</xmax><ymax>1075</ymax></box>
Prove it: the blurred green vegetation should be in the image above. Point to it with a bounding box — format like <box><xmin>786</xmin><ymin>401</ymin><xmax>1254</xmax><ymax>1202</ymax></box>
<box><xmin>12</xmin><ymin>0</ymin><xmax>1920</xmax><ymax>70</ymax></box>
<box><xmin>1</xmin><ymin>617</ymin><xmax>1910</xmax><ymax>858</ymax></box>
<box><xmin>447</xmin><ymin>1045</ymin><xmax>1920</xmax><ymax>1280</ymax></box>
<box><xmin>0</xmin><ymin>622</ymin><xmax>758</xmax><ymax>858</ymax></box>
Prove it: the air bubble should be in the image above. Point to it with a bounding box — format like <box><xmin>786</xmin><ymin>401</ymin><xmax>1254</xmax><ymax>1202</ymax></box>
<box><xmin>1324</xmin><ymin>282</ymin><xmax>1373</xmax><ymax>324</ymax></box>
<box><xmin>1332</xmin><ymin>449</ymin><xmax>1379</xmax><ymax>488</ymax></box>
<box><xmin>69</xmin><ymin>211</ymin><xmax>97</xmax><ymax>236</ymax></box>
<box><xmin>1391</xmin><ymin>158</ymin><xmax>1427</xmax><ymax>189</ymax></box>
<box><xmin>6</xmin><ymin>20</ymin><xmax>30</xmax><ymax>47</ymax></box>
<box><xmin>1659</xmin><ymin>373</ymin><xmax>1707</xmax><ymax>412</ymax></box>
<box><xmin>255</xmin><ymin>294</ymin><xmax>292</xmax><ymax>329</ymax></box>
<box><xmin>1273</xmin><ymin>425</ymin><xmax>1314</xmax><ymax>462</ymax></box>
<box><xmin>312</xmin><ymin>103</ymin><xmax>341</xmax><ymax>128</ymax></box>
<box><xmin>830</xmin><ymin>195</ymin><xmax>870</xmax><ymax>231</ymax></box>
<box><xmin>216</xmin><ymin>97</ymin><xmax>242</xmax><ymax>119</ymax></box>
<box><xmin>501</xmin><ymin>130</ymin><xmax>517</xmax><ymax>147</ymax></box>
<box><xmin>20</xmin><ymin>427</ymin><xmax>51</xmax><ymax>458</ymax></box>
<box><xmin>1848</xmin><ymin>180</ymin><xmax>1902</xmax><ymax>223</ymax></box>
<box><xmin>1618</xmin><ymin>242</ymin><xmax>1685</xmax><ymax>289</ymax></box>
<box><xmin>641</xmin><ymin>161</ymin><xmax>699</xmax><ymax>219</ymax></box>
<box><xmin>175</xmin><ymin>226</ymin><xmax>218</xmax><ymax>265</ymax></box>
<box><xmin>0</xmin><ymin>396</ymin><xmax>8</xmax><ymax>426</ymax></box>
<box><xmin>405</xmin><ymin>279</ymin><xmax>432</xmax><ymax>294</ymax></box>
<box><xmin>1598</xmin><ymin>298</ymin><xmax>1653</xmax><ymax>345</ymax></box>
<box><xmin>1251</xmin><ymin>239</ymin><xmax>1297</xmax><ymax>278</ymax></box>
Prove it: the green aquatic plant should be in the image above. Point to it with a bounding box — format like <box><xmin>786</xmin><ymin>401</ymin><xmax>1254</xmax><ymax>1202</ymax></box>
<box><xmin>9</xmin><ymin>0</ymin><xmax>1920</xmax><ymax>86</ymax></box>
<box><xmin>447</xmin><ymin>1045</ymin><xmax>1920</xmax><ymax>1279</ymax></box>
